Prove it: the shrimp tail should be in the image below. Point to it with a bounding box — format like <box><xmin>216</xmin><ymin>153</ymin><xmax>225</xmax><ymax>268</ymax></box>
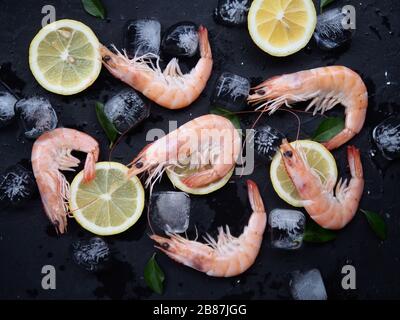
<box><xmin>182</xmin><ymin>168</ymin><xmax>223</xmax><ymax>188</ymax></box>
<box><xmin>247</xmin><ymin>179</ymin><xmax>265</xmax><ymax>213</ymax></box>
<box><xmin>83</xmin><ymin>151</ymin><xmax>97</xmax><ymax>183</ymax></box>
<box><xmin>347</xmin><ymin>146</ymin><xmax>363</xmax><ymax>179</ymax></box>
<box><xmin>198</xmin><ymin>25</ymin><xmax>212</xmax><ymax>59</ymax></box>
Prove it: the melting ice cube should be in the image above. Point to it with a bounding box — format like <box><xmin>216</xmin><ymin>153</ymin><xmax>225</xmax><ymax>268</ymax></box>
<box><xmin>253</xmin><ymin>125</ymin><xmax>285</xmax><ymax>160</ymax></box>
<box><xmin>0</xmin><ymin>91</ymin><xmax>17</xmax><ymax>128</ymax></box>
<box><xmin>150</xmin><ymin>191</ymin><xmax>190</xmax><ymax>233</ymax></box>
<box><xmin>269</xmin><ymin>209</ymin><xmax>305</xmax><ymax>250</ymax></box>
<box><xmin>313</xmin><ymin>8</ymin><xmax>353</xmax><ymax>51</ymax></box>
<box><xmin>15</xmin><ymin>96</ymin><xmax>58</xmax><ymax>139</ymax></box>
<box><xmin>124</xmin><ymin>19</ymin><xmax>161</xmax><ymax>58</ymax></box>
<box><xmin>104</xmin><ymin>89</ymin><xmax>150</xmax><ymax>133</ymax></box>
<box><xmin>0</xmin><ymin>164</ymin><xmax>36</xmax><ymax>207</ymax></box>
<box><xmin>71</xmin><ymin>237</ymin><xmax>111</xmax><ymax>272</ymax></box>
<box><xmin>211</xmin><ymin>72</ymin><xmax>250</xmax><ymax>112</ymax></box>
<box><xmin>214</xmin><ymin>0</ymin><xmax>251</xmax><ymax>26</ymax></box>
<box><xmin>161</xmin><ymin>22</ymin><xmax>199</xmax><ymax>58</ymax></box>
<box><xmin>372</xmin><ymin>117</ymin><xmax>400</xmax><ymax>160</ymax></box>
<box><xmin>289</xmin><ymin>269</ymin><xmax>328</xmax><ymax>300</ymax></box>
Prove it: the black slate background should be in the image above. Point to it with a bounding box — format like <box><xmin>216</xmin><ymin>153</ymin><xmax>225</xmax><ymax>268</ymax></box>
<box><xmin>0</xmin><ymin>0</ymin><xmax>400</xmax><ymax>300</ymax></box>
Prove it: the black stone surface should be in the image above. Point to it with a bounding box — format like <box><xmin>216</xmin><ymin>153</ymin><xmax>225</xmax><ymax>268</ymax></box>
<box><xmin>0</xmin><ymin>0</ymin><xmax>399</xmax><ymax>300</ymax></box>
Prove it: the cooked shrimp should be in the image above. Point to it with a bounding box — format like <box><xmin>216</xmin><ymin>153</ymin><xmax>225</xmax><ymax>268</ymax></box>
<box><xmin>31</xmin><ymin>128</ymin><xmax>99</xmax><ymax>234</ymax></box>
<box><xmin>127</xmin><ymin>114</ymin><xmax>241</xmax><ymax>189</ymax></box>
<box><xmin>99</xmin><ymin>25</ymin><xmax>213</xmax><ymax>110</ymax></box>
<box><xmin>280</xmin><ymin>140</ymin><xmax>364</xmax><ymax>230</ymax></box>
<box><xmin>248</xmin><ymin>66</ymin><xmax>368</xmax><ymax>150</ymax></box>
<box><xmin>151</xmin><ymin>180</ymin><xmax>266</xmax><ymax>277</ymax></box>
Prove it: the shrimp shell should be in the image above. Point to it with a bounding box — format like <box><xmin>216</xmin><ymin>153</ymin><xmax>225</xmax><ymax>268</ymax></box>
<box><xmin>151</xmin><ymin>180</ymin><xmax>266</xmax><ymax>277</ymax></box>
<box><xmin>31</xmin><ymin>128</ymin><xmax>99</xmax><ymax>233</ymax></box>
<box><xmin>99</xmin><ymin>25</ymin><xmax>212</xmax><ymax>110</ymax></box>
<box><xmin>280</xmin><ymin>140</ymin><xmax>364</xmax><ymax>229</ymax></box>
<box><xmin>248</xmin><ymin>66</ymin><xmax>368</xmax><ymax>150</ymax></box>
<box><xmin>127</xmin><ymin>114</ymin><xmax>241</xmax><ymax>189</ymax></box>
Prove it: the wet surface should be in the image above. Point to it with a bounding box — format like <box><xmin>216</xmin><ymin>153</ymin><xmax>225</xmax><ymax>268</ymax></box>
<box><xmin>0</xmin><ymin>0</ymin><xmax>400</xmax><ymax>299</ymax></box>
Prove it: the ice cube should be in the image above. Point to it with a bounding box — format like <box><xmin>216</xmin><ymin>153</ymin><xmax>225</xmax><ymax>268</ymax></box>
<box><xmin>313</xmin><ymin>8</ymin><xmax>353</xmax><ymax>51</ymax></box>
<box><xmin>0</xmin><ymin>164</ymin><xmax>36</xmax><ymax>207</ymax></box>
<box><xmin>269</xmin><ymin>209</ymin><xmax>305</xmax><ymax>250</ymax></box>
<box><xmin>104</xmin><ymin>89</ymin><xmax>150</xmax><ymax>134</ymax></box>
<box><xmin>124</xmin><ymin>19</ymin><xmax>161</xmax><ymax>58</ymax></box>
<box><xmin>253</xmin><ymin>125</ymin><xmax>285</xmax><ymax>160</ymax></box>
<box><xmin>214</xmin><ymin>0</ymin><xmax>251</xmax><ymax>26</ymax></box>
<box><xmin>289</xmin><ymin>269</ymin><xmax>328</xmax><ymax>300</ymax></box>
<box><xmin>372</xmin><ymin>117</ymin><xmax>400</xmax><ymax>160</ymax></box>
<box><xmin>0</xmin><ymin>91</ymin><xmax>17</xmax><ymax>128</ymax></box>
<box><xmin>15</xmin><ymin>96</ymin><xmax>58</xmax><ymax>139</ymax></box>
<box><xmin>71</xmin><ymin>237</ymin><xmax>111</xmax><ymax>272</ymax></box>
<box><xmin>161</xmin><ymin>22</ymin><xmax>199</xmax><ymax>58</ymax></box>
<box><xmin>210</xmin><ymin>72</ymin><xmax>250</xmax><ymax>112</ymax></box>
<box><xmin>150</xmin><ymin>191</ymin><xmax>190</xmax><ymax>233</ymax></box>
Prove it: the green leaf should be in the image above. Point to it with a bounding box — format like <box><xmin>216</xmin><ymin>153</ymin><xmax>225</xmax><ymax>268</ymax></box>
<box><xmin>95</xmin><ymin>102</ymin><xmax>118</xmax><ymax>145</ymax></box>
<box><xmin>81</xmin><ymin>0</ymin><xmax>106</xmax><ymax>19</ymax></box>
<box><xmin>303</xmin><ymin>219</ymin><xmax>337</xmax><ymax>243</ymax></box>
<box><xmin>312</xmin><ymin>117</ymin><xmax>344</xmax><ymax>142</ymax></box>
<box><xmin>144</xmin><ymin>253</ymin><xmax>165</xmax><ymax>294</ymax></box>
<box><xmin>210</xmin><ymin>107</ymin><xmax>241</xmax><ymax>129</ymax></box>
<box><xmin>320</xmin><ymin>0</ymin><xmax>335</xmax><ymax>9</ymax></box>
<box><xmin>361</xmin><ymin>209</ymin><xmax>387</xmax><ymax>240</ymax></box>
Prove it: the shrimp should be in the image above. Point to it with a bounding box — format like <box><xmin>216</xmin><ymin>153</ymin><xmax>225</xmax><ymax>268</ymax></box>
<box><xmin>151</xmin><ymin>180</ymin><xmax>266</xmax><ymax>277</ymax></box>
<box><xmin>99</xmin><ymin>25</ymin><xmax>213</xmax><ymax>110</ymax></box>
<box><xmin>127</xmin><ymin>114</ymin><xmax>241</xmax><ymax>189</ymax></box>
<box><xmin>31</xmin><ymin>128</ymin><xmax>99</xmax><ymax>234</ymax></box>
<box><xmin>279</xmin><ymin>140</ymin><xmax>364</xmax><ymax>230</ymax></box>
<box><xmin>248</xmin><ymin>66</ymin><xmax>368</xmax><ymax>150</ymax></box>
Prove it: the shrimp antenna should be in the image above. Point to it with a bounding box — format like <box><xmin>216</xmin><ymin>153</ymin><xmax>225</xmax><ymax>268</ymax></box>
<box><xmin>238</xmin><ymin>106</ymin><xmax>269</xmax><ymax>178</ymax></box>
<box><xmin>280</xmin><ymin>108</ymin><xmax>301</xmax><ymax>141</ymax></box>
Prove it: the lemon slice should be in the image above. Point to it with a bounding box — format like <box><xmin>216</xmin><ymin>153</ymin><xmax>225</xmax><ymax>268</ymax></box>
<box><xmin>69</xmin><ymin>162</ymin><xmax>145</xmax><ymax>236</ymax></box>
<box><xmin>248</xmin><ymin>0</ymin><xmax>317</xmax><ymax>57</ymax></box>
<box><xmin>270</xmin><ymin>140</ymin><xmax>337</xmax><ymax>207</ymax></box>
<box><xmin>166</xmin><ymin>167</ymin><xmax>234</xmax><ymax>195</ymax></box>
<box><xmin>29</xmin><ymin>19</ymin><xmax>102</xmax><ymax>95</ymax></box>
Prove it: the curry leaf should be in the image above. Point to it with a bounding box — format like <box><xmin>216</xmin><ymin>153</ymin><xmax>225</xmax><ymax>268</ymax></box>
<box><xmin>210</xmin><ymin>107</ymin><xmax>241</xmax><ymax>129</ymax></box>
<box><xmin>95</xmin><ymin>102</ymin><xmax>118</xmax><ymax>146</ymax></box>
<box><xmin>303</xmin><ymin>219</ymin><xmax>337</xmax><ymax>243</ymax></box>
<box><xmin>81</xmin><ymin>0</ymin><xmax>106</xmax><ymax>19</ymax></box>
<box><xmin>361</xmin><ymin>209</ymin><xmax>387</xmax><ymax>240</ymax></box>
<box><xmin>144</xmin><ymin>253</ymin><xmax>165</xmax><ymax>294</ymax></box>
<box><xmin>312</xmin><ymin>117</ymin><xmax>344</xmax><ymax>142</ymax></box>
<box><xmin>320</xmin><ymin>0</ymin><xmax>336</xmax><ymax>9</ymax></box>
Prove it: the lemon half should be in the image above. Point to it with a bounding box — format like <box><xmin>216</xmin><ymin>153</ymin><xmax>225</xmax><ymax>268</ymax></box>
<box><xmin>29</xmin><ymin>19</ymin><xmax>101</xmax><ymax>95</ymax></box>
<box><xmin>70</xmin><ymin>162</ymin><xmax>145</xmax><ymax>236</ymax></box>
<box><xmin>270</xmin><ymin>140</ymin><xmax>337</xmax><ymax>207</ymax></box>
<box><xmin>248</xmin><ymin>0</ymin><xmax>317</xmax><ymax>57</ymax></box>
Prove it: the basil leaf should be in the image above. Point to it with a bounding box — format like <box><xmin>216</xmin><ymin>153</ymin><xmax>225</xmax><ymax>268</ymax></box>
<box><xmin>81</xmin><ymin>0</ymin><xmax>106</xmax><ymax>19</ymax></box>
<box><xmin>312</xmin><ymin>117</ymin><xmax>344</xmax><ymax>142</ymax></box>
<box><xmin>320</xmin><ymin>0</ymin><xmax>335</xmax><ymax>9</ymax></box>
<box><xmin>303</xmin><ymin>219</ymin><xmax>337</xmax><ymax>243</ymax></box>
<box><xmin>210</xmin><ymin>107</ymin><xmax>241</xmax><ymax>129</ymax></box>
<box><xmin>144</xmin><ymin>253</ymin><xmax>165</xmax><ymax>294</ymax></box>
<box><xmin>95</xmin><ymin>102</ymin><xmax>118</xmax><ymax>145</ymax></box>
<box><xmin>361</xmin><ymin>209</ymin><xmax>387</xmax><ymax>240</ymax></box>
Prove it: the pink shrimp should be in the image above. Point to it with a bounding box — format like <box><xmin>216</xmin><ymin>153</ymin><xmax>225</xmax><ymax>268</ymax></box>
<box><xmin>31</xmin><ymin>128</ymin><xmax>99</xmax><ymax>233</ymax></box>
<box><xmin>150</xmin><ymin>180</ymin><xmax>266</xmax><ymax>277</ymax></box>
<box><xmin>248</xmin><ymin>66</ymin><xmax>368</xmax><ymax>150</ymax></box>
<box><xmin>280</xmin><ymin>140</ymin><xmax>364</xmax><ymax>229</ymax></box>
<box><xmin>99</xmin><ymin>25</ymin><xmax>212</xmax><ymax>110</ymax></box>
<box><xmin>127</xmin><ymin>114</ymin><xmax>241</xmax><ymax>189</ymax></box>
